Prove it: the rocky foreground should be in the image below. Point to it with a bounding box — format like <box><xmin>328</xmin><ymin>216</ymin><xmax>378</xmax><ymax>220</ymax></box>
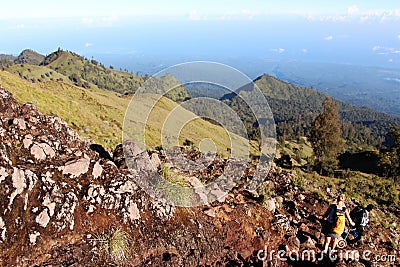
<box><xmin>0</xmin><ymin>86</ymin><xmax>398</xmax><ymax>266</ymax></box>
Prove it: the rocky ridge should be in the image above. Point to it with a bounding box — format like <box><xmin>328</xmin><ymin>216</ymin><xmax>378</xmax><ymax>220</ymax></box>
<box><xmin>0</xmin><ymin>86</ymin><xmax>398</xmax><ymax>266</ymax></box>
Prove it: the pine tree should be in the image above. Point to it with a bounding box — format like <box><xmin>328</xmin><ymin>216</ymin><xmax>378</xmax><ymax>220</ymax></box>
<box><xmin>309</xmin><ymin>97</ymin><xmax>344</xmax><ymax>175</ymax></box>
<box><xmin>379</xmin><ymin>127</ymin><xmax>400</xmax><ymax>182</ymax></box>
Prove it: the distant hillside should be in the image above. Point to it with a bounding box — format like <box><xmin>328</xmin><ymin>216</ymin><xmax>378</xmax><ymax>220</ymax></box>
<box><xmin>0</xmin><ymin>70</ymin><xmax>252</xmax><ymax>156</ymax></box>
<box><xmin>40</xmin><ymin>49</ymin><xmax>143</xmax><ymax>93</ymax></box>
<box><xmin>269</xmin><ymin>61</ymin><xmax>400</xmax><ymax>117</ymax></box>
<box><xmin>1</xmin><ymin>49</ymin><xmax>190</xmax><ymax>102</ymax></box>
<box><xmin>15</xmin><ymin>49</ymin><xmax>45</xmax><ymax>65</ymax></box>
<box><xmin>5</xmin><ymin>63</ymin><xmax>72</xmax><ymax>84</ymax></box>
<box><xmin>222</xmin><ymin>74</ymin><xmax>400</xmax><ymax>150</ymax></box>
<box><xmin>0</xmin><ymin>54</ymin><xmax>16</xmax><ymax>61</ymax></box>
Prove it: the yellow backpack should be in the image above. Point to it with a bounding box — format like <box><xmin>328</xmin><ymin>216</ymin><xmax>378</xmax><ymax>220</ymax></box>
<box><xmin>332</xmin><ymin>206</ymin><xmax>346</xmax><ymax>235</ymax></box>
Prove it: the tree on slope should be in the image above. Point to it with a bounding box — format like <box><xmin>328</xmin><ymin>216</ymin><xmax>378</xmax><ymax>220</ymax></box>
<box><xmin>379</xmin><ymin>126</ymin><xmax>400</xmax><ymax>182</ymax></box>
<box><xmin>309</xmin><ymin>97</ymin><xmax>344</xmax><ymax>175</ymax></box>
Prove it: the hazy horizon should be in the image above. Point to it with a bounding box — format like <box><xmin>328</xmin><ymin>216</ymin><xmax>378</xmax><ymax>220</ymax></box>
<box><xmin>1</xmin><ymin>1</ymin><xmax>400</xmax><ymax>72</ymax></box>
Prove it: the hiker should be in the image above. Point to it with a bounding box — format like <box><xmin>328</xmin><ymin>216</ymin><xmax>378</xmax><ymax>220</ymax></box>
<box><xmin>349</xmin><ymin>204</ymin><xmax>374</xmax><ymax>244</ymax></box>
<box><xmin>322</xmin><ymin>194</ymin><xmax>355</xmax><ymax>254</ymax></box>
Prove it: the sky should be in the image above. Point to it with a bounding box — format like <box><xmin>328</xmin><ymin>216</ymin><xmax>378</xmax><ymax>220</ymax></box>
<box><xmin>1</xmin><ymin>0</ymin><xmax>400</xmax><ymax>70</ymax></box>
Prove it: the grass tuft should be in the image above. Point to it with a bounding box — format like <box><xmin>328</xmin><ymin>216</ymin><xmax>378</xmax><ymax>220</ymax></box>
<box><xmin>93</xmin><ymin>228</ymin><xmax>133</xmax><ymax>265</ymax></box>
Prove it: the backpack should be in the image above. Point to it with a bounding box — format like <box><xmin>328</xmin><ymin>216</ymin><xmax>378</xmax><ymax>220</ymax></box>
<box><xmin>350</xmin><ymin>206</ymin><xmax>369</xmax><ymax>227</ymax></box>
<box><xmin>332</xmin><ymin>205</ymin><xmax>346</xmax><ymax>235</ymax></box>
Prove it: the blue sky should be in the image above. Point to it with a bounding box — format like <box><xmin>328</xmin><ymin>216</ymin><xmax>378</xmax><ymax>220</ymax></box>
<box><xmin>1</xmin><ymin>0</ymin><xmax>400</xmax><ymax>69</ymax></box>
<box><xmin>1</xmin><ymin>1</ymin><xmax>399</xmax><ymax>20</ymax></box>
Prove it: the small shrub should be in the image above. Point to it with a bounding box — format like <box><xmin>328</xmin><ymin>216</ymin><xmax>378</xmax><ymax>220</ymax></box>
<box><xmin>93</xmin><ymin>228</ymin><xmax>133</xmax><ymax>265</ymax></box>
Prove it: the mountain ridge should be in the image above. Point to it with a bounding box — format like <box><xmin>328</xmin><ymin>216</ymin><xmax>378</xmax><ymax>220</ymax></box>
<box><xmin>222</xmin><ymin>73</ymin><xmax>400</xmax><ymax>150</ymax></box>
<box><xmin>15</xmin><ymin>49</ymin><xmax>45</xmax><ymax>65</ymax></box>
<box><xmin>2</xmin><ymin>48</ymin><xmax>399</xmax><ymax>151</ymax></box>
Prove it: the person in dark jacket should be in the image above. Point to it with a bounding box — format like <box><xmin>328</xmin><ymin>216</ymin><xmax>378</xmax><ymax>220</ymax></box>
<box><xmin>350</xmin><ymin>204</ymin><xmax>374</xmax><ymax>244</ymax></box>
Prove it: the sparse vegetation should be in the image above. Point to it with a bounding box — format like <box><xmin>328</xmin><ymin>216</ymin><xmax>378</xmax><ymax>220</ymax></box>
<box><xmin>293</xmin><ymin>167</ymin><xmax>399</xmax><ymax>209</ymax></box>
<box><xmin>0</xmin><ymin>70</ymin><xmax>249</xmax><ymax>153</ymax></box>
<box><xmin>93</xmin><ymin>228</ymin><xmax>133</xmax><ymax>266</ymax></box>
<box><xmin>161</xmin><ymin>164</ymin><xmax>189</xmax><ymax>187</ymax></box>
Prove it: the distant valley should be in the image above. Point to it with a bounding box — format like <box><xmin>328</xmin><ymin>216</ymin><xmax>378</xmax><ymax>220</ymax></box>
<box><xmin>85</xmin><ymin>54</ymin><xmax>400</xmax><ymax>117</ymax></box>
<box><xmin>1</xmin><ymin>49</ymin><xmax>399</xmax><ymax>153</ymax></box>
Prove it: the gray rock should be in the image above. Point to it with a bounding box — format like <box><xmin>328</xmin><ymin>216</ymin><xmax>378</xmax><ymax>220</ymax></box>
<box><xmin>264</xmin><ymin>198</ymin><xmax>276</xmax><ymax>213</ymax></box>
<box><xmin>0</xmin><ymin>216</ymin><xmax>5</xmax><ymax>241</ymax></box>
<box><xmin>30</xmin><ymin>142</ymin><xmax>55</xmax><ymax>160</ymax></box>
<box><xmin>0</xmin><ymin>87</ymin><xmax>20</xmax><ymax>117</ymax></box>
<box><xmin>0</xmin><ymin>166</ymin><xmax>8</xmax><ymax>183</ymax></box>
<box><xmin>126</xmin><ymin>202</ymin><xmax>140</xmax><ymax>221</ymax></box>
<box><xmin>29</xmin><ymin>231</ymin><xmax>40</xmax><ymax>245</ymax></box>
<box><xmin>30</xmin><ymin>143</ymin><xmax>46</xmax><ymax>160</ymax></box>
<box><xmin>204</xmin><ymin>208</ymin><xmax>216</xmax><ymax>217</ymax></box>
<box><xmin>63</xmin><ymin>158</ymin><xmax>90</xmax><ymax>177</ymax></box>
<box><xmin>123</xmin><ymin>141</ymin><xmax>143</xmax><ymax>158</ymax></box>
<box><xmin>23</xmin><ymin>134</ymin><xmax>33</xmax><ymax>149</ymax></box>
<box><xmin>150</xmin><ymin>153</ymin><xmax>161</xmax><ymax>169</ymax></box>
<box><xmin>41</xmin><ymin>143</ymin><xmax>56</xmax><ymax>158</ymax></box>
<box><xmin>92</xmin><ymin>161</ymin><xmax>103</xmax><ymax>179</ymax></box>
<box><xmin>9</xmin><ymin>167</ymin><xmax>26</xmax><ymax>209</ymax></box>
<box><xmin>14</xmin><ymin>118</ymin><xmax>26</xmax><ymax>130</ymax></box>
<box><xmin>36</xmin><ymin>210</ymin><xmax>50</xmax><ymax>228</ymax></box>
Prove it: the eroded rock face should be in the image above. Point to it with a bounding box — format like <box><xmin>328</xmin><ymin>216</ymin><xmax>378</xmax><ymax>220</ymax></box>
<box><xmin>0</xmin><ymin>86</ymin><xmax>177</xmax><ymax>266</ymax></box>
<box><xmin>0</xmin><ymin>86</ymin><xmax>397</xmax><ymax>267</ymax></box>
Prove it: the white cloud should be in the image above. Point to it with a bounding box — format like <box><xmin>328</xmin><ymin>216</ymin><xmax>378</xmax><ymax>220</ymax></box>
<box><xmin>372</xmin><ymin>46</ymin><xmax>400</xmax><ymax>55</ymax></box>
<box><xmin>305</xmin><ymin>6</ymin><xmax>400</xmax><ymax>23</ymax></box>
<box><xmin>240</xmin><ymin>9</ymin><xmax>259</xmax><ymax>20</ymax></box>
<box><xmin>384</xmin><ymin>77</ymin><xmax>400</xmax><ymax>82</ymax></box>
<box><xmin>324</xmin><ymin>35</ymin><xmax>333</xmax><ymax>41</ymax></box>
<box><xmin>347</xmin><ymin>5</ymin><xmax>359</xmax><ymax>15</ymax></box>
<box><xmin>219</xmin><ymin>10</ymin><xmax>236</xmax><ymax>20</ymax></box>
<box><xmin>360</xmin><ymin>15</ymin><xmax>369</xmax><ymax>23</ymax></box>
<box><xmin>80</xmin><ymin>16</ymin><xmax>119</xmax><ymax>27</ymax></box>
<box><xmin>81</xmin><ymin>17</ymin><xmax>94</xmax><ymax>24</ymax></box>
<box><xmin>85</xmin><ymin>43</ymin><xmax>93</xmax><ymax>47</ymax></box>
<box><xmin>188</xmin><ymin>10</ymin><xmax>206</xmax><ymax>21</ymax></box>
<box><xmin>301</xmin><ymin>48</ymin><xmax>308</xmax><ymax>53</ymax></box>
<box><xmin>372</xmin><ymin>45</ymin><xmax>381</xmax><ymax>51</ymax></box>
<box><xmin>270</xmin><ymin>48</ymin><xmax>285</xmax><ymax>53</ymax></box>
<box><xmin>6</xmin><ymin>24</ymin><xmax>26</xmax><ymax>30</ymax></box>
<box><xmin>102</xmin><ymin>15</ymin><xmax>119</xmax><ymax>23</ymax></box>
<box><xmin>398</xmin><ymin>34</ymin><xmax>400</xmax><ymax>40</ymax></box>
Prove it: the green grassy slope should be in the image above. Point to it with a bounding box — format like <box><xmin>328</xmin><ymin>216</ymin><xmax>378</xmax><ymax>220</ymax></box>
<box><xmin>0</xmin><ymin>70</ymin><xmax>256</xmax><ymax>156</ymax></box>
<box><xmin>6</xmin><ymin>64</ymin><xmax>71</xmax><ymax>84</ymax></box>
<box><xmin>124</xmin><ymin>93</ymin><xmax>259</xmax><ymax>157</ymax></box>
<box><xmin>0</xmin><ymin>70</ymin><xmax>125</xmax><ymax>147</ymax></box>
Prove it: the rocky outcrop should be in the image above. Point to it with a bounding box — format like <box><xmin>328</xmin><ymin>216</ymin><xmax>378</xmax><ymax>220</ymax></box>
<box><xmin>0</xmin><ymin>86</ymin><xmax>176</xmax><ymax>266</ymax></box>
<box><xmin>0</xmin><ymin>86</ymin><xmax>398</xmax><ymax>267</ymax></box>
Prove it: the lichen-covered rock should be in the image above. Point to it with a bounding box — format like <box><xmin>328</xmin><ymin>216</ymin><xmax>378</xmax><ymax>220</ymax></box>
<box><xmin>264</xmin><ymin>198</ymin><xmax>276</xmax><ymax>213</ymax></box>
<box><xmin>150</xmin><ymin>152</ymin><xmax>161</xmax><ymax>169</ymax></box>
<box><xmin>62</xmin><ymin>157</ymin><xmax>90</xmax><ymax>177</ymax></box>
<box><xmin>0</xmin><ymin>87</ymin><xmax>20</xmax><ymax>117</ymax></box>
<box><xmin>36</xmin><ymin>210</ymin><xmax>50</xmax><ymax>228</ymax></box>
<box><xmin>92</xmin><ymin>161</ymin><xmax>103</xmax><ymax>179</ymax></box>
<box><xmin>0</xmin><ymin>216</ymin><xmax>5</xmax><ymax>242</ymax></box>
